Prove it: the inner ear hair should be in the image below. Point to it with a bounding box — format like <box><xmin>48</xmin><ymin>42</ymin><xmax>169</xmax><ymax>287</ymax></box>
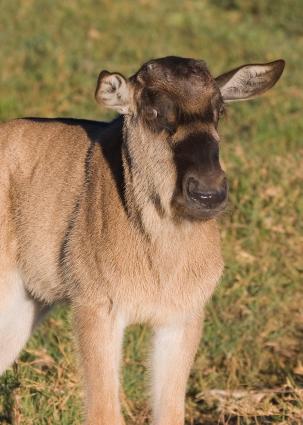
<box><xmin>216</xmin><ymin>59</ymin><xmax>285</xmax><ymax>102</ymax></box>
<box><xmin>95</xmin><ymin>71</ymin><xmax>131</xmax><ymax>114</ymax></box>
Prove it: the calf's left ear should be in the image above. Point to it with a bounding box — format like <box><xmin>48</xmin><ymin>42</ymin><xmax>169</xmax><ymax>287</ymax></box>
<box><xmin>95</xmin><ymin>71</ymin><xmax>132</xmax><ymax>114</ymax></box>
<box><xmin>215</xmin><ymin>59</ymin><xmax>285</xmax><ymax>103</ymax></box>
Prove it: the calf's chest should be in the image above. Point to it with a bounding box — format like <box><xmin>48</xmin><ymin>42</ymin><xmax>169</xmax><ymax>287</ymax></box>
<box><xmin>89</xmin><ymin>220</ymin><xmax>224</xmax><ymax>325</ymax></box>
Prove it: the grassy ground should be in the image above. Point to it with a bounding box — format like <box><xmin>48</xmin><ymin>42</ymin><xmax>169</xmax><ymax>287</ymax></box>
<box><xmin>0</xmin><ymin>0</ymin><xmax>302</xmax><ymax>423</ymax></box>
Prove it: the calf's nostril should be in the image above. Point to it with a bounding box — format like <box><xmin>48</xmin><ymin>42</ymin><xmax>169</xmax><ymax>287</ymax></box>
<box><xmin>186</xmin><ymin>177</ymin><xmax>200</xmax><ymax>195</ymax></box>
<box><xmin>216</xmin><ymin>187</ymin><xmax>227</xmax><ymax>203</ymax></box>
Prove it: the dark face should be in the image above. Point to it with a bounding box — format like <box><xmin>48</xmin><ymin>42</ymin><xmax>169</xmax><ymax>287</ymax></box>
<box><xmin>131</xmin><ymin>56</ymin><xmax>228</xmax><ymax>220</ymax></box>
<box><xmin>97</xmin><ymin>55</ymin><xmax>284</xmax><ymax>221</ymax></box>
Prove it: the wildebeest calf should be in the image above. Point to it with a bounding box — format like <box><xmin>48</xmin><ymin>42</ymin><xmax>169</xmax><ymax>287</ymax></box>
<box><xmin>0</xmin><ymin>56</ymin><xmax>284</xmax><ymax>424</ymax></box>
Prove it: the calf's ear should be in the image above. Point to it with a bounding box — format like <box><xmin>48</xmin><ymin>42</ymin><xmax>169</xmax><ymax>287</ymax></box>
<box><xmin>215</xmin><ymin>60</ymin><xmax>285</xmax><ymax>103</ymax></box>
<box><xmin>95</xmin><ymin>71</ymin><xmax>132</xmax><ymax>114</ymax></box>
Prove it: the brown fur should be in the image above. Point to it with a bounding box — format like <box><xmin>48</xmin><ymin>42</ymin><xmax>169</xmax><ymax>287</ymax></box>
<box><xmin>0</xmin><ymin>56</ymin><xmax>284</xmax><ymax>424</ymax></box>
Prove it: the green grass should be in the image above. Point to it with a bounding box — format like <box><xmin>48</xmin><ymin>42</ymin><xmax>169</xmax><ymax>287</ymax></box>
<box><xmin>0</xmin><ymin>0</ymin><xmax>302</xmax><ymax>423</ymax></box>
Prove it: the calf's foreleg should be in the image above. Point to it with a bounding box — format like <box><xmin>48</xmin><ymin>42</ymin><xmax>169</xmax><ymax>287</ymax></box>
<box><xmin>74</xmin><ymin>302</ymin><xmax>125</xmax><ymax>425</ymax></box>
<box><xmin>151</xmin><ymin>314</ymin><xmax>203</xmax><ymax>425</ymax></box>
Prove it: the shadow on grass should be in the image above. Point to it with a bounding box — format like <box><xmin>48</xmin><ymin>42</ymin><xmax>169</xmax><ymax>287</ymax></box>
<box><xmin>0</xmin><ymin>365</ymin><xmax>20</xmax><ymax>424</ymax></box>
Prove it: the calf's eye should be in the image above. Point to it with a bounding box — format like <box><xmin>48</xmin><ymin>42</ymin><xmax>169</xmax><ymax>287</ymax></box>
<box><xmin>218</xmin><ymin>105</ymin><xmax>225</xmax><ymax>117</ymax></box>
<box><xmin>145</xmin><ymin>107</ymin><xmax>158</xmax><ymax>120</ymax></box>
<box><xmin>152</xmin><ymin>108</ymin><xmax>158</xmax><ymax>118</ymax></box>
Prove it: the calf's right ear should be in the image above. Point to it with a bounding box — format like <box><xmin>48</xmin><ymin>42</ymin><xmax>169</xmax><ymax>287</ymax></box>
<box><xmin>95</xmin><ymin>71</ymin><xmax>132</xmax><ymax>114</ymax></box>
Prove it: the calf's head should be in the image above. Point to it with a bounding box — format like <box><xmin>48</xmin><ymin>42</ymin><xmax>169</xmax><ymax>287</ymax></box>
<box><xmin>95</xmin><ymin>56</ymin><xmax>284</xmax><ymax>221</ymax></box>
